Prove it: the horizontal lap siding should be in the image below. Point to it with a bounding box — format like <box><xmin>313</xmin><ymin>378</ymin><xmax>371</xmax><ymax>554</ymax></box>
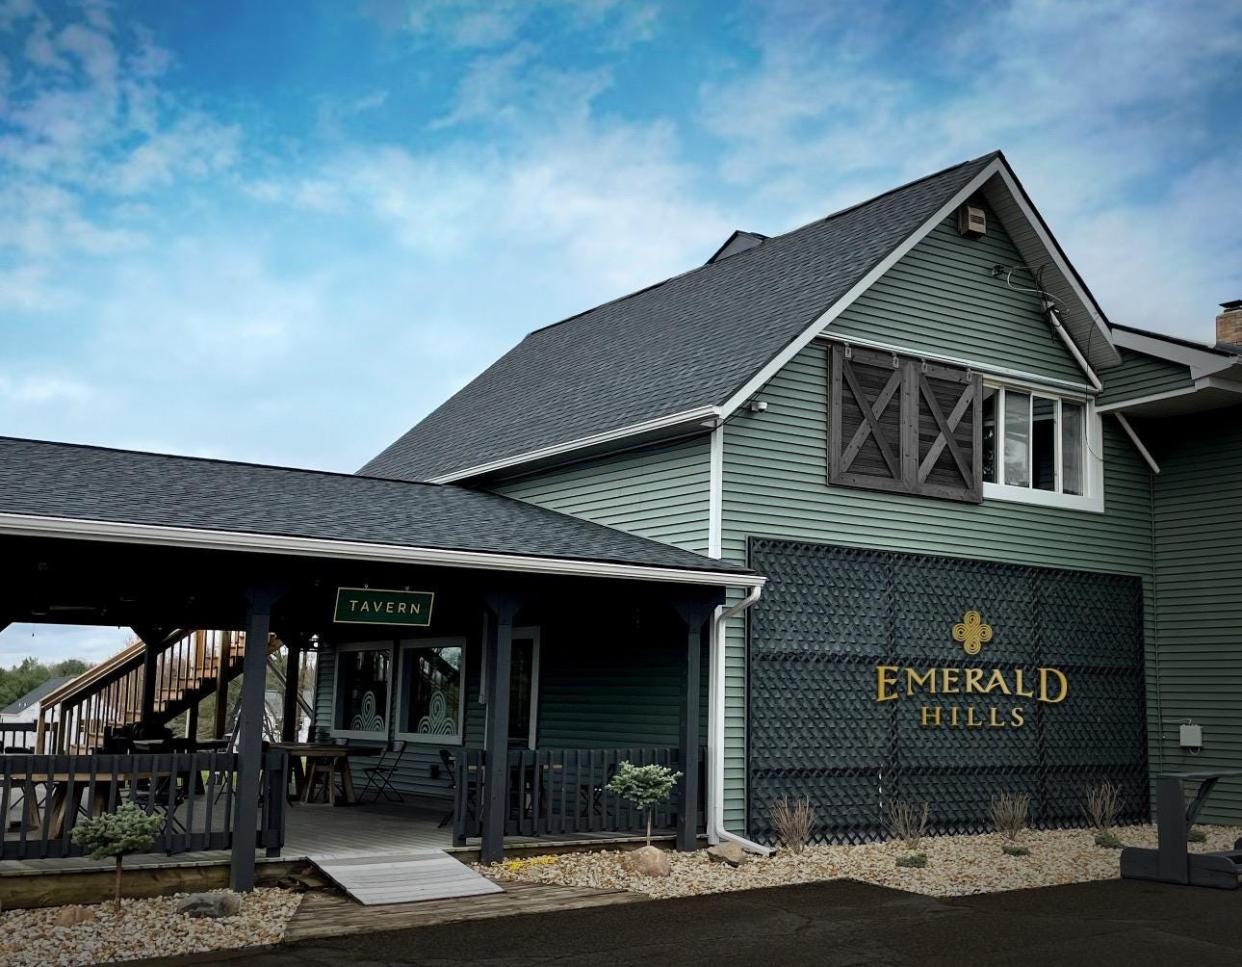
<box><xmin>721</xmin><ymin>345</ymin><xmax>1157</xmax><ymax>836</ymax></box>
<box><xmin>1152</xmin><ymin>408</ymin><xmax>1242</xmax><ymax>822</ymax></box>
<box><xmin>490</xmin><ymin>437</ymin><xmax>712</xmax><ymax>555</ymax></box>
<box><xmin>827</xmin><ymin>207</ymin><xmax>1085</xmax><ymax>386</ymax></box>
<box><xmin>1097</xmin><ymin>350</ymin><xmax>1193</xmax><ymax>408</ymax></box>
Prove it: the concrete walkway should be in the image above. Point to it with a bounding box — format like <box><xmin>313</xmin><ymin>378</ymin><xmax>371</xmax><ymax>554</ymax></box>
<box><xmin>145</xmin><ymin>877</ymin><xmax>1242</xmax><ymax>966</ymax></box>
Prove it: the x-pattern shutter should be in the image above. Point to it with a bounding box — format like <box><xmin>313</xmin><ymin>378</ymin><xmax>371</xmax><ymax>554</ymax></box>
<box><xmin>828</xmin><ymin>344</ymin><xmax>982</xmax><ymax>503</ymax></box>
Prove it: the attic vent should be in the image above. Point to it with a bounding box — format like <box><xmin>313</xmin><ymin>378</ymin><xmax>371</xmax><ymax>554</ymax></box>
<box><xmin>957</xmin><ymin>204</ymin><xmax>986</xmax><ymax>238</ymax></box>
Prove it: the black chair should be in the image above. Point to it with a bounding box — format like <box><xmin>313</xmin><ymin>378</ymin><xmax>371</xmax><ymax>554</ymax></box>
<box><xmin>358</xmin><ymin>742</ymin><xmax>407</xmax><ymax>804</ymax></box>
<box><xmin>437</xmin><ymin>749</ymin><xmax>457</xmax><ymax>827</ymax></box>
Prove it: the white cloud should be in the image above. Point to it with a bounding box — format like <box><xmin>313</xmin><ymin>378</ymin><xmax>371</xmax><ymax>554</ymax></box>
<box><xmin>0</xmin><ymin>373</ymin><xmax>93</xmax><ymax>405</ymax></box>
<box><xmin>0</xmin><ymin>624</ymin><xmax>132</xmax><ymax>668</ymax></box>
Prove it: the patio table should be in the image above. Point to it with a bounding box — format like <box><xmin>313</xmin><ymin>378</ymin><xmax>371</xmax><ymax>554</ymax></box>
<box><xmin>2</xmin><ymin>768</ymin><xmax>175</xmax><ymax>839</ymax></box>
<box><xmin>272</xmin><ymin>743</ymin><xmax>376</xmax><ymax>806</ymax></box>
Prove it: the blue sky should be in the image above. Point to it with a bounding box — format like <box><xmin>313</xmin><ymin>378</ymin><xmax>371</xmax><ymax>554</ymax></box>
<box><xmin>1</xmin><ymin>0</ymin><xmax>1239</xmax><ymax>665</ymax></box>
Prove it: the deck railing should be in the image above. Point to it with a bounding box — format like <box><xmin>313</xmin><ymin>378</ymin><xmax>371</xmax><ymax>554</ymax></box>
<box><xmin>1</xmin><ymin>722</ymin><xmax>44</xmax><ymax>753</ymax></box>
<box><xmin>452</xmin><ymin>746</ymin><xmax>703</xmax><ymax>845</ymax></box>
<box><xmin>0</xmin><ymin>750</ymin><xmax>288</xmax><ymax>861</ymax></box>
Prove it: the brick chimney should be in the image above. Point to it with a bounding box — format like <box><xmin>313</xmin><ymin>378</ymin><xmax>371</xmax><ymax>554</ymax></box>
<box><xmin>1218</xmin><ymin>300</ymin><xmax>1242</xmax><ymax>348</ymax></box>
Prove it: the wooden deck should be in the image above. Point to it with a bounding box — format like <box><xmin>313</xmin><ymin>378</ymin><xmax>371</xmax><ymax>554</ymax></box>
<box><xmin>284</xmin><ymin>879</ymin><xmax>646</xmax><ymax>942</ymax></box>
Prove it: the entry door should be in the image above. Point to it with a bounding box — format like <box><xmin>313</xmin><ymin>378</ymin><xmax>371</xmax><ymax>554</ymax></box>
<box><xmin>507</xmin><ymin>627</ymin><xmax>540</xmax><ymax>749</ymax></box>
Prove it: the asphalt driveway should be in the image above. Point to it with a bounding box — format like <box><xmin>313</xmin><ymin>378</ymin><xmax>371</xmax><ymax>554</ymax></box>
<box><xmin>154</xmin><ymin>877</ymin><xmax>1242</xmax><ymax>966</ymax></box>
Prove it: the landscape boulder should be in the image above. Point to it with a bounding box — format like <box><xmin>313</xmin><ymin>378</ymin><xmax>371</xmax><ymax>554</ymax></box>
<box><xmin>623</xmin><ymin>845</ymin><xmax>671</xmax><ymax>877</ymax></box>
<box><xmin>175</xmin><ymin>892</ymin><xmax>242</xmax><ymax>919</ymax></box>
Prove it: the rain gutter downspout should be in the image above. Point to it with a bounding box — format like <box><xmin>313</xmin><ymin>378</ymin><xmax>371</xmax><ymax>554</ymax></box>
<box><xmin>707</xmin><ymin>584</ymin><xmax>771</xmax><ymax>855</ymax></box>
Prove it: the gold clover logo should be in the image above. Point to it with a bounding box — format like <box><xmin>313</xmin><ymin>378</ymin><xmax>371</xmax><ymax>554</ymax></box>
<box><xmin>952</xmin><ymin>610</ymin><xmax>993</xmax><ymax>656</ymax></box>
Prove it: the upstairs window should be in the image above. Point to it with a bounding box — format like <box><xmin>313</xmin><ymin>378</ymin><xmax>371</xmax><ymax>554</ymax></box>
<box><xmin>981</xmin><ymin>385</ymin><xmax>1098</xmax><ymax>510</ymax></box>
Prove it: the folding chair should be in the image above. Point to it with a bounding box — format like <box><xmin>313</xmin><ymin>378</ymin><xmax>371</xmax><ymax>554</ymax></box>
<box><xmin>357</xmin><ymin>742</ymin><xmax>407</xmax><ymax>804</ymax></box>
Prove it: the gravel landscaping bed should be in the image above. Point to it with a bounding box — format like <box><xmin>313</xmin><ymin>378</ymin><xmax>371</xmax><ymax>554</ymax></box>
<box><xmin>0</xmin><ymin>889</ymin><xmax>301</xmax><ymax>967</ymax></box>
<box><xmin>478</xmin><ymin>824</ymin><xmax>1242</xmax><ymax>899</ymax></box>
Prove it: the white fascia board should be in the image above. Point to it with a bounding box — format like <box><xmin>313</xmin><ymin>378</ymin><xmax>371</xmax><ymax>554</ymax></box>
<box><xmin>1111</xmin><ymin>328</ymin><xmax>1235</xmax><ymax>374</ymax></box>
<box><xmin>0</xmin><ymin>512</ymin><xmax>765</xmax><ymax>590</ymax></box>
<box><xmin>717</xmin><ymin>158</ymin><xmax>1006</xmax><ymax>419</ymax></box>
<box><xmin>426</xmin><ymin>405</ymin><xmax>721</xmax><ymax>484</ymax></box>
<box><xmin>1095</xmin><ymin>385</ymin><xmax>1200</xmax><ymax>414</ymax></box>
<box><xmin>991</xmin><ymin>165</ymin><xmax>1117</xmax><ymax>361</ymax></box>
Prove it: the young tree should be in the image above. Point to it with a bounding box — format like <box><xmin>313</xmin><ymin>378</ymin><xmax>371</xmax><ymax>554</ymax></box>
<box><xmin>606</xmin><ymin>761</ymin><xmax>683</xmax><ymax>848</ymax></box>
<box><xmin>71</xmin><ymin>803</ymin><xmax>165</xmax><ymax>902</ymax></box>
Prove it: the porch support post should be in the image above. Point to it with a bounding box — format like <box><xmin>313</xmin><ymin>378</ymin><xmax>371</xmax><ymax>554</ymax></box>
<box><xmin>280</xmin><ymin>637</ymin><xmax>302</xmax><ymax>743</ymax></box>
<box><xmin>132</xmin><ymin>626</ymin><xmax>163</xmax><ymax>726</ymax></box>
<box><xmin>231</xmin><ymin>586</ymin><xmax>279</xmax><ymax>892</ymax></box>
<box><xmin>481</xmin><ymin>591</ymin><xmax>523</xmax><ymax>865</ymax></box>
<box><xmin>671</xmin><ymin>591</ymin><xmax>724</xmax><ymax>853</ymax></box>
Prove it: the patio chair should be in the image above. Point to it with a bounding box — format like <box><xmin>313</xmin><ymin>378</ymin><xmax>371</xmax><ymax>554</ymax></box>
<box><xmin>357</xmin><ymin>742</ymin><xmax>407</xmax><ymax>804</ymax></box>
<box><xmin>437</xmin><ymin>749</ymin><xmax>457</xmax><ymax>827</ymax></box>
<box><xmin>130</xmin><ymin>770</ymin><xmax>188</xmax><ymax>849</ymax></box>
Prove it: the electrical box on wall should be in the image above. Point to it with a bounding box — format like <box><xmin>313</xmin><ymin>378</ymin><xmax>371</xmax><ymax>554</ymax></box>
<box><xmin>1180</xmin><ymin>723</ymin><xmax>1203</xmax><ymax>749</ymax></box>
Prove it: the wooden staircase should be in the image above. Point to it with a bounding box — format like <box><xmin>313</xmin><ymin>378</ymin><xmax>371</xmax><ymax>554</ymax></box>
<box><xmin>36</xmin><ymin>629</ymin><xmax>284</xmax><ymax>753</ymax></box>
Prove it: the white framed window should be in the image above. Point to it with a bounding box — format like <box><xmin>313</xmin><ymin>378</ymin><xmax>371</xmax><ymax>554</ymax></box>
<box><xmin>395</xmin><ymin>637</ymin><xmax>466</xmax><ymax>745</ymax></box>
<box><xmin>981</xmin><ymin>383</ymin><xmax>1103</xmax><ymax>512</ymax></box>
<box><xmin>331</xmin><ymin>641</ymin><xmax>393</xmax><ymax>740</ymax></box>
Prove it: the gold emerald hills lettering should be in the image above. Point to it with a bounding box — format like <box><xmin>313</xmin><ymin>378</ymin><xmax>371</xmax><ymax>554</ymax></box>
<box><xmin>874</xmin><ymin>610</ymin><xmax>1068</xmax><ymax>729</ymax></box>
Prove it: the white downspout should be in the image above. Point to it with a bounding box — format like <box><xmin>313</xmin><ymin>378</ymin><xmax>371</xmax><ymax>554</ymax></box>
<box><xmin>707</xmin><ymin>584</ymin><xmax>770</xmax><ymax>855</ymax></box>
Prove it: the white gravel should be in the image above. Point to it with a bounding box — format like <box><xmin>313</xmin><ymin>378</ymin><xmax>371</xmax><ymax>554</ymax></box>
<box><xmin>0</xmin><ymin>889</ymin><xmax>301</xmax><ymax>967</ymax></box>
<box><xmin>479</xmin><ymin>824</ymin><xmax>1242</xmax><ymax>899</ymax></box>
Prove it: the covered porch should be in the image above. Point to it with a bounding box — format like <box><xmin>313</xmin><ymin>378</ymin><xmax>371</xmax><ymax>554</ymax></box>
<box><xmin>0</xmin><ymin>436</ymin><xmax>762</xmax><ymax>895</ymax></box>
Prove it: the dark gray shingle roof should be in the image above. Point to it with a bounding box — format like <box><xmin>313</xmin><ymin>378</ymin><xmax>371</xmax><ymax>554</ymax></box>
<box><xmin>362</xmin><ymin>153</ymin><xmax>1000</xmax><ymax>482</ymax></box>
<box><xmin>1</xmin><ymin>676</ymin><xmax>74</xmax><ymax>715</ymax></box>
<box><xmin>0</xmin><ymin>437</ymin><xmax>750</xmax><ymax>577</ymax></box>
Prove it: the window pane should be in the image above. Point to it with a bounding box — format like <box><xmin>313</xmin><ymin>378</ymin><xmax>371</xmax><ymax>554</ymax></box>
<box><xmin>1062</xmin><ymin>402</ymin><xmax>1084</xmax><ymax>495</ymax></box>
<box><xmin>404</xmin><ymin>645</ymin><xmax>462</xmax><ymax>738</ymax></box>
<box><xmin>1003</xmin><ymin>390</ymin><xmax>1030</xmax><ymax>487</ymax></box>
<box><xmin>981</xmin><ymin>386</ymin><xmax>998</xmax><ymax>484</ymax></box>
<box><xmin>337</xmin><ymin>648</ymin><xmax>389</xmax><ymax>733</ymax></box>
<box><xmin>508</xmin><ymin>639</ymin><xmax>534</xmax><ymax>747</ymax></box>
<box><xmin>1032</xmin><ymin>397</ymin><xmax>1057</xmax><ymax>491</ymax></box>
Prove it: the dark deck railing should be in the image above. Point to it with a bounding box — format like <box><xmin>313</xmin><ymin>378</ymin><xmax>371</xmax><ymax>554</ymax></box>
<box><xmin>452</xmin><ymin>746</ymin><xmax>704</xmax><ymax>845</ymax></box>
<box><xmin>0</xmin><ymin>750</ymin><xmax>288</xmax><ymax>861</ymax></box>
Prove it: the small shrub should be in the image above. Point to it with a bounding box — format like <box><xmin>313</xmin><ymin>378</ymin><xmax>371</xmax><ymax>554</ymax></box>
<box><xmin>989</xmin><ymin>792</ymin><xmax>1030</xmax><ymax>841</ymax></box>
<box><xmin>1083</xmin><ymin>780</ymin><xmax>1121</xmax><ymax>832</ymax></box>
<box><xmin>71</xmin><ymin>803</ymin><xmax>165</xmax><ymax>902</ymax></box>
<box><xmin>770</xmin><ymin>797</ymin><xmax>816</xmax><ymax>854</ymax></box>
<box><xmin>1095</xmin><ymin>831</ymin><xmax>1124</xmax><ymax>849</ymax></box>
<box><xmin>1002</xmin><ymin>844</ymin><xmax>1031</xmax><ymax>857</ymax></box>
<box><xmin>895</xmin><ymin>852</ymin><xmax>927</xmax><ymax>869</ymax></box>
<box><xmin>1187</xmin><ymin>827</ymin><xmax>1207</xmax><ymax>844</ymax></box>
<box><xmin>606</xmin><ymin>762</ymin><xmax>682</xmax><ymax>847</ymax></box>
<box><xmin>883</xmin><ymin>800</ymin><xmax>930</xmax><ymax>851</ymax></box>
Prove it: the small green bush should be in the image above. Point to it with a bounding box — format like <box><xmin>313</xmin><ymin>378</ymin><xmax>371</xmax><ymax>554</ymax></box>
<box><xmin>1094</xmin><ymin>831</ymin><xmax>1124</xmax><ymax>849</ymax></box>
<box><xmin>1187</xmin><ymin>827</ymin><xmax>1207</xmax><ymax>843</ymax></box>
<box><xmin>71</xmin><ymin>803</ymin><xmax>165</xmax><ymax>902</ymax></box>
<box><xmin>606</xmin><ymin>762</ymin><xmax>682</xmax><ymax>847</ymax></box>
<box><xmin>895</xmin><ymin>852</ymin><xmax>927</xmax><ymax>869</ymax></box>
<box><xmin>1002</xmin><ymin>844</ymin><xmax>1031</xmax><ymax>857</ymax></box>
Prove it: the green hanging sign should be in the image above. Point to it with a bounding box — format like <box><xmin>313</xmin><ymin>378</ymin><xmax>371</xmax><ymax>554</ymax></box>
<box><xmin>334</xmin><ymin>587</ymin><xmax>435</xmax><ymax>626</ymax></box>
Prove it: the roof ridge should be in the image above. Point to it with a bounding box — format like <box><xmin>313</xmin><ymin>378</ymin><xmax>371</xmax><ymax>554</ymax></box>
<box><xmin>524</xmin><ymin>151</ymin><xmax>1001</xmax><ymax>340</ymax></box>
<box><xmin>0</xmin><ymin>435</ymin><xmax>443</xmax><ymax>489</ymax></box>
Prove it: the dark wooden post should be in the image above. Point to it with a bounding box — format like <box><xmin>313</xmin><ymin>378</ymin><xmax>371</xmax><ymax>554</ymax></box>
<box><xmin>132</xmin><ymin>626</ymin><xmax>163</xmax><ymax>726</ymax></box>
<box><xmin>186</xmin><ymin>700</ymin><xmax>199</xmax><ymax>740</ymax></box>
<box><xmin>280</xmin><ymin>638</ymin><xmax>302</xmax><ymax>743</ymax></box>
<box><xmin>231</xmin><ymin>587</ymin><xmax>279</xmax><ymax>892</ymax></box>
<box><xmin>671</xmin><ymin>592</ymin><xmax>723</xmax><ymax>852</ymax></box>
<box><xmin>213</xmin><ymin>638</ymin><xmax>230</xmax><ymax>740</ymax></box>
<box><xmin>481</xmin><ymin>592</ymin><xmax>523</xmax><ymax>865</ymax></box>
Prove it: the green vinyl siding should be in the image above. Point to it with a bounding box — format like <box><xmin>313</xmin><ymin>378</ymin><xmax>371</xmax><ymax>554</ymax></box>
<box><xmin>490</xmin><ymin>436</ymin><xmax>712</xmax><ymax>555</ymax></box>
<box><xmin>719</xmin><ymin>342</ymin><xmax>1157</xmax><ymax>834</ymax></box>
<box><xmin>1097</xmin><ymin>349</ymin><xmax>1193</xmax><ymax>409</ymax></box>
<box><xmin>827</xmin><ymin>202</ymin><xmax>1086</xmax><ymax>386</ymax></box>
<box><xmin>1151</xmin><ymin>406</ymin><xmax>1242</xmax><ymax>823</ymax></box>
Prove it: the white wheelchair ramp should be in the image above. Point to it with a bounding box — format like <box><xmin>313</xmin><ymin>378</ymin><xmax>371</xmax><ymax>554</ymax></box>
<box><xmin>312</xmin><ymin>849</ymin><xmax>505</xmax><ymax>906</ymax></box>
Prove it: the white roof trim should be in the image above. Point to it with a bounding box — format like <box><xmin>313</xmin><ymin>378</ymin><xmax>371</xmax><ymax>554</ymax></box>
<box><xmin>718</xmin><ymin>158</ymin><xmax>1007</xmax><ymax>419</ymax></box>
<box><xmin>1112</xmin><ymin>328</ymin><xmax>1239</xmax><ymax>377</ymax></box>
<box><xmin>0</xmin><ymin>512</ymin><xmax>764</xmax><ymax>590</ymax></box>
<box><xmin>426</xmin><ymin>405</ymin><xmax>721</xmax><ymax>484</ymax></box>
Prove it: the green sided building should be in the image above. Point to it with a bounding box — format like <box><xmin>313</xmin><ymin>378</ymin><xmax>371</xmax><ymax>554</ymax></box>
<box><xmin>343</xmin><ymin>150</ymin><xmax>1242</xmax><ymax>845</ymax></box>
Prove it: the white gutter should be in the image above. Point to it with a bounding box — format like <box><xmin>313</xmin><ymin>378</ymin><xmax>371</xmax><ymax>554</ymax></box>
<box><xmin>1047</xmin><ymin>307</ymin><xmax>1102</xmax><ymax>392</ymax></box>
<box><xmin>0</xmin><ymin>512</ymin><xmax>766</xmax><ymax>590</ymax></box>
<box><xmin>707</xmin><ymin>584</ymin><xmax>770</xmax><ymax>855</ymax></box>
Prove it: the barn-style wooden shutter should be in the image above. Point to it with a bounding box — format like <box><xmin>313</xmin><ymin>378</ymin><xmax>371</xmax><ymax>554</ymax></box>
<box><xmin>828</xmin><ymin>344</ymin><xmax>982</xmax><ymax>503</ymax></box>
